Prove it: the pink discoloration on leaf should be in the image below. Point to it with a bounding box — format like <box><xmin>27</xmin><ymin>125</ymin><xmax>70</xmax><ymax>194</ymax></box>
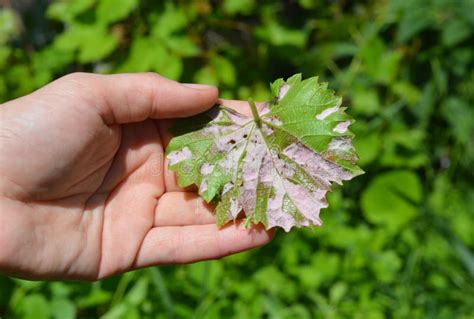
<box><xmin>241</xmin><ymin>131</ymin><xmax>267</xmax><ymax>215</ymax></box>
<box><xmin>283</xmin><ymin>142</ymin><xmax>353</xmax><ymax>185</ymax></box>
<box><xmin>283</xmin><ymin>180</ymin><xmax>325</xmax><ymax>225</ymax></box>
<box><xmin>267</xmin><ymin>179</ymin><xmax>296</xmax><ymax>231</ymax></box>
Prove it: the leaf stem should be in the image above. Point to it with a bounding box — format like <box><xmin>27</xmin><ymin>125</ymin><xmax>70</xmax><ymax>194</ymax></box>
<box><xmin>248</xmin><ymin>98</ymin><xmax>261</xmax><ymax>128</ymax></box>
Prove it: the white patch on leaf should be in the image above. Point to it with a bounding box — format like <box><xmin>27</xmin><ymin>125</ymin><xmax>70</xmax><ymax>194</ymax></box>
<box><xmin>267</xmin><ymin>116</ymin><xmax>282</xmax><ymax>126</ymax></box>
<box><xmin>214</xmin><ymin>126</ymin><xmax>251</xmax><ymax>173</ymax></box>
<box><xmin>278</xmin><ymin>84</ymin><xmax>291</xmax><ymax>100</ymax></box>
<box><xmin>328</xmin><ymin>137</ymin><xmax>352</xmax><ymax>152</ymax></box>
<box><xmin>222</xmin><ymin>182</ymin><xmax>234</xmax><ymax>194</ymax></box>
<box><xmin>200</xmin><ymin>163</ymin><xmax>215</xmax><ymax>175</ymax></box>
<box><xmin>168</xmin><ymin>147</ymin><xmax>192</xmax><ymax>165</ymax></box>
<box><xmin>316</xmin><ymin>105</ymin><xmax>339</xmax><ymax>120</ymax></box>
<box><xmin>229</xmin><ymin>197</ymin><xmax>242</xmax><ymax>219</ymax></box>
<box><xmin>333</xmin><ymin>121</ymin><xmax>351</xmax><ymax>133</ymax></box>
<box><xmin>199</xmin><ymin>164</ymin><xmax>215</xmax><ymax>194</ymax></box>
<box><xmin>213</xmin><ymin>126</ymin><xmax>250</xmax><ymax>153</ymax></box>
<box><xmin>261</xmin><ymin>124</ymin><xmax>273</xmax><ymax>136</ymax></box>
<box><xmin>199</xmin><ymin>179</ymin><xmax>208</xmax><ymax>193</ymax></box>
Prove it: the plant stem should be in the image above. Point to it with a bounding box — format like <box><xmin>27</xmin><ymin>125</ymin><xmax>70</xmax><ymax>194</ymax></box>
<box><xmin>248</xmin><ymin>98</ymin><xmax>262</xmax><ymax>128</ymax></box>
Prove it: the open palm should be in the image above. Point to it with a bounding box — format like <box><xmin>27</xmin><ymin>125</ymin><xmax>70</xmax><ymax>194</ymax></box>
<box><xmin>0</xmin><ymin>73</ymin><xmax>273</xmax><ymax>280</ymax></box>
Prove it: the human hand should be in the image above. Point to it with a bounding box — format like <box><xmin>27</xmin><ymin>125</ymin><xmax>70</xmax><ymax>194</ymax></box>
<box><xmin>0</xmin><ymin>73</ymin><xmax>273</xmax><ymax>280</ymax></box>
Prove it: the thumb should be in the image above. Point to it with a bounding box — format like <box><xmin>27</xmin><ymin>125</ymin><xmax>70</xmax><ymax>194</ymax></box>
<box><xmin>52</xmin><ymin>72</ymin><xmax>219</xmax><ymax>124</ymax></box>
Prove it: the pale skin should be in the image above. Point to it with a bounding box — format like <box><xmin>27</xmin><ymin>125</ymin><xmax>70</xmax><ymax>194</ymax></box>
<box><xmin>0</xmin><ymin>72</ymin><xmax>273</xmax><ymax>281</ymax></box>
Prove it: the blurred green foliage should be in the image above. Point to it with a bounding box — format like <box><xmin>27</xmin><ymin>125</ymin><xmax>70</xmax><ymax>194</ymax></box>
<box><xmin>1</xmin><ymin>0</ymin><xmax>474</xmax><ymax>318</ymax></box>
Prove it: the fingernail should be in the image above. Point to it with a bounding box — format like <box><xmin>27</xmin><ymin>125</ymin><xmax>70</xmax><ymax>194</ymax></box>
<box><xmin>182</xmin><ymin>83</ymin><xmax>216</xmax><ymax>90</ymax></box>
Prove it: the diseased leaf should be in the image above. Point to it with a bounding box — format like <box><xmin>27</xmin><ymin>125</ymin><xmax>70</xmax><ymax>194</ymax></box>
<box><xmin>166</xmin><ymin>75</ymin><xmax>363</xmax><ymax>231</ymax></box>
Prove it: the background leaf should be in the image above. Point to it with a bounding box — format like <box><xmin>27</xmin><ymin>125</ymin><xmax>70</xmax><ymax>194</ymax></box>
<box><xmin>361</xmin><ymin>170</ymin><xmax>422</xmax><ymax>233</ymax></box>
<box><xmin>96</xmin><ymin>0</ymin><xmax>138</xmax><ymax>24</ymax></box>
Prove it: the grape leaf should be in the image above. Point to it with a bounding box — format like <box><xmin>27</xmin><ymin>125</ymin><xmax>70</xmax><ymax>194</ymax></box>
<box><xmin>166</xmin><ymin>74</ymin><xmax>363</xmax><ymax>231</ymax></box>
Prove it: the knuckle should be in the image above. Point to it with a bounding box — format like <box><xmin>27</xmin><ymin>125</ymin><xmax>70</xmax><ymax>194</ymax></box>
<box><xmin>60</xmin><ymin>72</ymin><xmax>92</xmax><ymax>83</ymax></box>
<box><xmin>140</xmin><ymin>72</ymin><xmax>164</xmax><ymax>84</ymax></box>
<box><xmin>54</xmin><ymin>72</ymin><xmax>95</xmax><ymax>93</ymax></box>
